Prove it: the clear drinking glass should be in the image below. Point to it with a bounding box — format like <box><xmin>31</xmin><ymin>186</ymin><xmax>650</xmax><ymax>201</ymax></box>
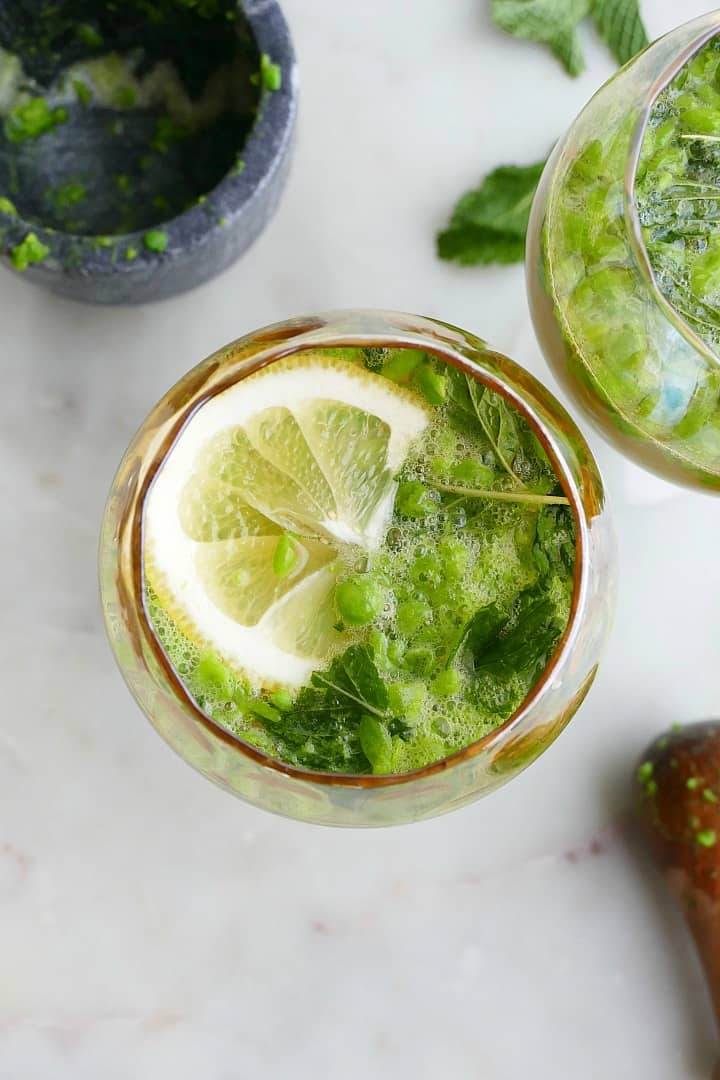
<box><xmin>527</xmin><ymin>11</ymin><xmax>720</xmax><ymax>493</ymax></box>
<box><xmin>99</xmin><ymin>310</ymin><xmax>615</xmax><ymax>826</ymax></box>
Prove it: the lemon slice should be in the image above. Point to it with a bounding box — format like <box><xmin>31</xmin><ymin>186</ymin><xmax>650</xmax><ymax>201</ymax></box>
<box><xmin>144</xmin><ymin>352</ymin><xmax>430</xmax><ymax>688</ymax></box>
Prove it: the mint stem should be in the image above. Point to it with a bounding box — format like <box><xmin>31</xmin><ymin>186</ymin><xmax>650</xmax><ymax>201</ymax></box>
<box><xmin>428</xmin><ymin>481</ymin><xmax>570</xmax><ymax>506</ymax></box>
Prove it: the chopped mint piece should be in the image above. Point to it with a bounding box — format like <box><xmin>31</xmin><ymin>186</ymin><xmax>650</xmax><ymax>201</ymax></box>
<box><xmin>114</xmin><ymin>86</ymin><xmax>137</xmax><ymax>109</ymax></box>
<box><xmin>192</xmin><ymin>653</ymin><xmax>233</xmax><ymax>701</ymax></box>
<box><xmin>10</xmin><ymin>232</ymin><xmax>49</xmax><ymax>271</ymax></box>
<box><xmin>705</xmin><ymin>789</ymin><xmax>719</xmax><ymax>804</ymax></box>
<box><xmin>237</xmin><ymin>693</ymin><xmax>280</xmax><ymax>723</ymax></box>
<box><xmin>414</xmin><ymin>364</ymin><xmax>447</xmax><ymax>405</ymax></box>
<box><xmin>687</xmin><ymin>777</ymin><xmax>702</xmax><ymax>790</ymax></box>
<box><xmin>52</xmin><ymin>182</ymin><xmax>86</xmax><ymax>209</ymax></box>
<box><xmin>77</xmin><ymin>23</ymin><xmax>104</xmax><ymax>48</ymax></box>
<box><xmin>335</xmin><ymin>575</ymin><xmax>387</xmax><ymax>626</ymax></box>
<box><xmin>432</xmin><ymin>668</ymin><xmax>462</xmax><ymax>698</ymax></box>
<box><xmin>697</xmin><ymin>829</ymin><xmax>717</xmax><ymax>848</ymax></box>
<box><xmin>269</xmin><ymin>689</ymin><xmax>293</xmax><ymax>711</ymax></box>
<box><xmin>645</xmin><ymin>779</ymin><xmax>658</xmax><ymax>798</ymax></box>
<box><xmin>358</xmin><ymin>715</ymin><xmax>392</xmax><ymax>773</ymax></box>
<box><xmin>125</xmin><ymin>245</ymin><xmax>139</xmax><ymax>261</ymax></box>
<box><xmin>5</xmin><ymin>98</ymin><xmax>68</xmax><ymax>143</ymax></box>
<box><xmin>382</xmin><ymin>350</ymin><xmax>424</xmax><ymax>381</ymax></box>
<box><xmin>73</xmin><ymin>79</ymin><xmax>92</xmax><ymax>108</ymax></box>
<box><xmin>233</xmin><ymin>159</ymin><xmax>246</xmax><ymax>175</ymax></box>
<box><xmin>0</xmin><ymin>196</ymin><xmax>17</xmax><ymax>217</ymax></box>
<box><xmin>437</xmin><ymin>161</ymin><xmax>546</xmax><ymax>266</ymax></box>
<box><xmin>152</xmin><ymin>116</ymin><xmax>188</xmax><ymax>153</ymax></box>
<box><xmin>260</xmin><ymin>53</ymin><xmax>282</xmax><ymax>91</ymax></box>
<box><xmin>116</xmin><ymin>174</ymin><xmax>131</xmax><ymax>195</ymax></box>
<box><xmin>143</xmin><ymin>230</ymin><xmax>169</xmax><ymax>253</ymax></box>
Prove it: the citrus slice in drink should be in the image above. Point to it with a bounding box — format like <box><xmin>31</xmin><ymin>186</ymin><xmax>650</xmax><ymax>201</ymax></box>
<box><xmin>144</xmin><ymin>353</ymin><xmax>430</xmax><ymax>688</ymax></box>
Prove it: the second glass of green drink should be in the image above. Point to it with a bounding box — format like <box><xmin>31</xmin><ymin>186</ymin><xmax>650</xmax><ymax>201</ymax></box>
<box><xmin>100</xmin><ymin>310</ymin><xmax>615</xmax><ymax>826</ymax></box>
<box><xmin>527</xmin><ymin>10</ymin><xmax>720</xmax><ymax>492</ymax></box>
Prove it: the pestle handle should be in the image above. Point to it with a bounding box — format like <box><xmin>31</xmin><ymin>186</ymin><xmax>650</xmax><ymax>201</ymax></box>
<box><xmin>635</xmin><ymin>721</ymin><xmax>720</xmax><ymax>1071</ymax></box>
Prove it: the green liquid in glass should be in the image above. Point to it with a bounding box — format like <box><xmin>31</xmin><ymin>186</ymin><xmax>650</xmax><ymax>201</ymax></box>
<box><xmin>146</xmin><ymin>347</ymin><xmax>576</xmax><ymax>775</ymax></box>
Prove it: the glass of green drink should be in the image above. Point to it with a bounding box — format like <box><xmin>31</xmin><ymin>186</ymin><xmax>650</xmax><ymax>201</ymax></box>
<box><xmin>527</xmin><ymin>11</ymin><xmax>720</xmax><ymax>493</ymax></box>
<box><xmin>100</xmin><ymin>310</ymin><xmax>614</xmax><ymax>826</ymax></box>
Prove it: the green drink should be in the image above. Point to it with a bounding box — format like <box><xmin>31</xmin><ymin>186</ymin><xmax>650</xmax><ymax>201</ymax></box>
<box><xmin>101</xmin><ymin>312</ymin><xmax>612</xmax><ymax>824</ymax></box>
<box><xmin>144</xmin><ymin>344</ymin><xmax>576</xmax><ymax>776</ymax></box>
<box><xmin>635</xmin><ymin>36</ymin><xmax>720</xmax><ymax>358</ymax></box>
<box><xmin>527</xmin><ymin>12</ymin><xmax>720</xmax><ymax>491</ymax></box>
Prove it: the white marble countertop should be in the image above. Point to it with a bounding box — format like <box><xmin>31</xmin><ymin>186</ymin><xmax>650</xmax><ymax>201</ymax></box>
<box><xmin>2</xmin><ymin>2</ymin><xmax>719</xmax><ymax>1077</ymax></box>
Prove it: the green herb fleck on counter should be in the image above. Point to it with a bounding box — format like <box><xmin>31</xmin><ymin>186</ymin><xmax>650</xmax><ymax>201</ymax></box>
<box><xmin>697</xmin><ymin>829</ymin><xmax>718</xmax><ymax>848</ymax></box>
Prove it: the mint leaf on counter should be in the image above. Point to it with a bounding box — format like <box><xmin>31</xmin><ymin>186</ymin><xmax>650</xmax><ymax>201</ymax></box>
<box><xmin>591</xmin><ymin>0</ymin><xmax>648</xmax><ymax>67</ymax></box>
<box><xmin>492</xmin><ymin>0</ymin><xmax>590</xmax><ymax>77</ymax></box>
<box><xmin>437</xmin><ymin>161</ymin><xmax>546</xmax><ymax>266</ymax></box>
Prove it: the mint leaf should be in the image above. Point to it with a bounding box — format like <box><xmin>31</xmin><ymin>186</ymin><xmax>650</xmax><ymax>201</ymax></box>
<box><xmin>473</xmin><ymin>591</ymin><xmax>559</xmax><ymax>679</ymax></box>
<box><xmin>252</xmin><ymin>645</ymin><xmax>397</xmax><ymax>773</ymax></box>
<box><xmin>437</xmin><ymin>161</ymin><xmax>546</xmax><ymax>266</ymax></box>
<box><xmin>591</xmin><ymin>0</ymin><xmax>648</xmax><ymax>67</ymax></box>
<box><xmin>311</xmin><ymin>645</ymin><xmax>389</xmax><ymax>717</ymax></box>
<box><xmin>492</xmin><ymin>0</ymin><xmax>590</xmax><ymax>77</ymax></box>
<box><xmin>449</xmin><ymin>603</ymin><xmax>505</xmax><ymax>665</ymax></box>
<box><xmin>467</xmin><ymin>378</ymin><xmax>524</xmax><ymax>483</ymax></box>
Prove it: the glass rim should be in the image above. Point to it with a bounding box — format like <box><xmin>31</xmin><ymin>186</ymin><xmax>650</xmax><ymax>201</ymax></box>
<box><xmin>625</xmin><ymin>13</ymin><xmax>720</xmax><ymax>374</ymax></box>
<box><xmin>116</xmin><ymin>311</ymin><xmax>592</xmax><ymax>789</ymax></box>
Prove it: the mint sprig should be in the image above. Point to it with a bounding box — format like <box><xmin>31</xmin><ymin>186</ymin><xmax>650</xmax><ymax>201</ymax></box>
<box><xmin>491</xmin><ymin>0</ymin><xmax>648</xmax><ymax>75</ymax></box>
<box><xmin>437</xmin><ymin>161</ymin><xmax>546</xmax><ymax>266</ymax></box>
<box><xmin>438</xmin><ymin>0</ymin><xmax>649</xmax><ymax>266</ymax></box>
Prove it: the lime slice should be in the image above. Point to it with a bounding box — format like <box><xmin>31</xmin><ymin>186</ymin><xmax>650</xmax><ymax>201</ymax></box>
<box><xmin>144</xmin><ymin>353</ymin><xmax>430</xmax><ymax>687</ymax></box>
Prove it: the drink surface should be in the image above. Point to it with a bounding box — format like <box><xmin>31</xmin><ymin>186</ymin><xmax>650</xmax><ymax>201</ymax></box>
<box><xmin>636</xmin><ymin>37</ymin><xmax>720</xmax><ymax>356</ymax></box>
<box><xmin>540</xmin><ymin>37</ymin><xmax>720</xmax><ymax>487</ymax></box>
<box><xmin>144</xmin><ymin>345</ymin><xmax>576</xmax><ymax>775</ymax></box>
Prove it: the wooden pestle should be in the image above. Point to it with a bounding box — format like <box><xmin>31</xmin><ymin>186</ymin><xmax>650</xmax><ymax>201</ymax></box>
<box><xmin>635</xmin><ymin>721</ymin><xmax>720</xmax><ymax>1078</ymax></box>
